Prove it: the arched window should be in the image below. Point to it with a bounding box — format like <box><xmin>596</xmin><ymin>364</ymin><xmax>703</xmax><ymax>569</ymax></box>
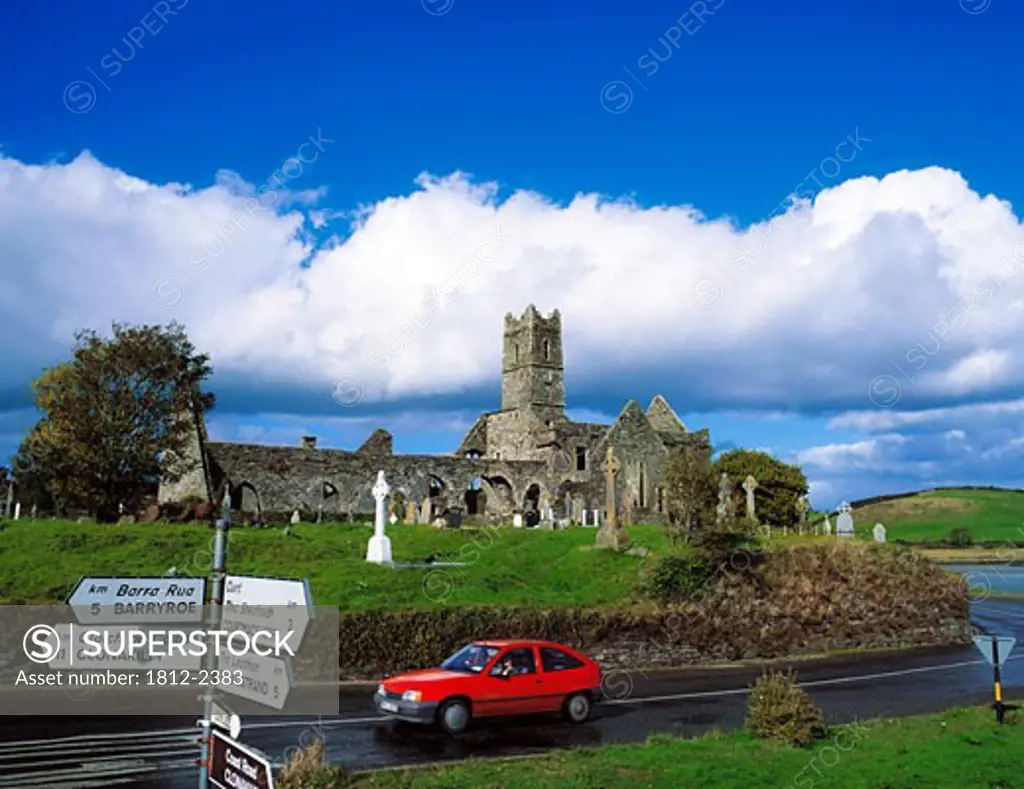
<box><xmin>543</xmin><ymin>339</ymin><xmax>551</xmax><ymax>361</ymax></box>
<box><xmin>514</xmin><ymin>344</ymin><xmax>520</xmax><ymax>363</ymax></box>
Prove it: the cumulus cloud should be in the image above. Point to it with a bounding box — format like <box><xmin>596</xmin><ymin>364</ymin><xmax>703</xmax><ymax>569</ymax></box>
<box><xmin>1</xmin><ymin>151</ymin><xmax>1023</xmax><ymax>503</ymax></box>
<box><xmin>1</xmin><ymin>152</ymin><xmax>1023</xmax><ymax>416</ymax></box>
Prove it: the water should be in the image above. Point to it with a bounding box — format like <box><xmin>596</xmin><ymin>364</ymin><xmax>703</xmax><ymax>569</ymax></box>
<box><xmin>947</xmin><ymin>563</ymin><xmax>1024</xmax><ymax>596</ymax></box>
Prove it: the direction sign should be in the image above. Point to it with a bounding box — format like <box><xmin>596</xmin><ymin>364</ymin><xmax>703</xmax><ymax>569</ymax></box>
<box><xmin>222</xmin><ymin>576</ymin><xmax>313</xmax><ymax>645</ymax></box>
<box><xmin>68</xmin><ymin>577</ymin><xmax>205</xmax><ymax>624</ymax></box>
<box><xmin>974</xmin><ymin>635</ymin><xmax>1016</xmax><ymax>668</ymax></box>
<box><xmin>208</xmin><ymin>729</ymin><xmax>274</xmax><ymax>789</ymax></box>
<box><xmin>218</xmin><ymin>651</ymin><xmax>293</xmax><ymax>711</ymax></box>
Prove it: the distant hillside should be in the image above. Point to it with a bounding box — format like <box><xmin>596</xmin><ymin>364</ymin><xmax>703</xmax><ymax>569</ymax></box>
<box><xmin>843</xmin><ymin>488</ymin><xmax>1024</xmax><ymax>545</ymax></box>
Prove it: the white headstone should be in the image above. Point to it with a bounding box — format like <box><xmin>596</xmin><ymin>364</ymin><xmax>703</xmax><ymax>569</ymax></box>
<box><xmin>290</xmin><ymin>509</ymin><xmax>300</xmax><ymax>525</ymax></box>
<box><xmin>835</xmin><ymin>502</ymin><xmax>854</xmax><ymax>538</ymax></box>
<box><xmin>823</xmin><ymin>514</ymin><xmax>832</xmax><ymax>535</ymax></box>
<box><xmin>512</xmin><ymin>513</ymin><xmax>523</xmax><ymax>528</ymax></box>
<box><xmin>389</xmin><ymin>513</ymin><xmax>398</xmax><ymax>525</ymax></box>
<box><xmin>873</xmin><ymin>522</ymin><xmax>887</xmax><ymax>543</ymax></box>
<box><xmin>366</xmin><ymin>471</ymin><xmax>393</xmax><ymax>564</ymax></box>
<box><xmin>13</xmin><ymin>502</ymin><xmax>20</xmax><ymax>521</ymax></box>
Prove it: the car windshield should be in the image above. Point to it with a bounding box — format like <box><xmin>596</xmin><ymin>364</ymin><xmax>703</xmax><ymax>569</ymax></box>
<box><xmin>440</xmin><ymin>643</ymin><xmax>500</xmax><ymax>673</ymax></box>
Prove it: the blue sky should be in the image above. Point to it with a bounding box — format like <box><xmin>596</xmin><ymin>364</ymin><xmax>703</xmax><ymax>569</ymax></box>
<box><xmin>1</xmin><ymin>0</ymin><xmax>1023</xmax><ymax>508</ymax></box>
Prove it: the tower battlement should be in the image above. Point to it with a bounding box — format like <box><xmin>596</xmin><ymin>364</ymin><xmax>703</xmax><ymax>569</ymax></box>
<box><xmin>500</xmin><ymin>304</ymin><xmax>565</xmax><ymax>417</ymax></box>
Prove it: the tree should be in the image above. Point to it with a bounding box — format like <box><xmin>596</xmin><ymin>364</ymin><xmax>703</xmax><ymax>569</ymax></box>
<box><xmin>661</xmin><ymin>428</ymin><xmax>717</xmax><ymax>545</ymax></box>
<box><xmin>713</xmin><ymin>449</ymin><xmax>808</xmax><ymax>530</ymax></box>
<box><xmin>17</xmin><ymin>322</ymin><xmax>214</xmax><ymax>521</ymax></box>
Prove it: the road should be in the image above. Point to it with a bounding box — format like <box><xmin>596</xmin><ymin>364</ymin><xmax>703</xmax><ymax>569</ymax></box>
<box><xmin>0</xmin><ymin>597</ymin><xmax>1020</xmax><ymax>788</ymax></box>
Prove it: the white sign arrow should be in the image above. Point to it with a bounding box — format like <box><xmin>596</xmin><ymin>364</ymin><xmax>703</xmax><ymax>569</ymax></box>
<box><xmin>209</xmin><ymin>701</ymin><xmax>242</xmax><ymax>739</ymax></box>
<box><xmin>221</xmin><ymin>576</ymin><xmax>313</xmax><ymax>645</ymax></box>
<box><xmin>973</xmin><ymin>635</ymin><xmax>1016</xmax><ymax>668</ymax></box>
<box><xmin>68</xmin><ymin>577</ymin><xmax>205</xmax><ymax>624</ymax></box>
<box><xmin>218</xmin><ymin>651</ymin><xmax>293</xmax><ymax>711</ymax></box>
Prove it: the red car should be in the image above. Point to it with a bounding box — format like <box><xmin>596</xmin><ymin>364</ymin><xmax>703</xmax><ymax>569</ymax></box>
<box><xmin>374</xmin><ymin>639</ymin><xmax>602</xmax><ymax>735</ymax></box>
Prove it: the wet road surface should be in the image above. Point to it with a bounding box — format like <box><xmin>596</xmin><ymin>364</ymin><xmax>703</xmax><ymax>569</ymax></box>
<box><xmin>1</xmin><ymin>597</ymin><xmax>1021</xmax><ymax>788</ymax></box>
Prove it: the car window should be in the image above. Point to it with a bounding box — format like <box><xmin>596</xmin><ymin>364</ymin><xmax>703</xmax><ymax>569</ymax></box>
<box><xmin>441</xmin><ymin>643</ymin><xmax>500</xmax><ymax>673</ymax></box>
<box><xmin>490</xmin><ymin>647</ymin><xmax>537</xmax><ymax>676</ymax></box>
<box><xmin>540</xmin><ymin>647</ymin><xmax>584</xmax><ymax>672</ymax></box>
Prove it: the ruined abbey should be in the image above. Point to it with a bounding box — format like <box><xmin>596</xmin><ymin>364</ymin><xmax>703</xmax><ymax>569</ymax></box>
<box><xmin>158</xmin><ymin>305</ymin><xmax>690</xmax><ymax>526</ymax></box>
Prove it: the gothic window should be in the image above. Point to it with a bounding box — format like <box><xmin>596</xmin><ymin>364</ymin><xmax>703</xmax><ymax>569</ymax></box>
<box><xmin>639</xmin><ymin>462</ymin><xmax>647</xmax><ymax>507</ymax></box>
<box><xmin>514</xmin><ymin>344</ymin><xmax>519</xmax><ymax>363</ymax></box>
<box><xmin>576</xmin><ymin>446</ymin><xmax>586</xmax><ymax>471</ymax></box>
<box><xmin>543</xmin><ymin>338</ymin><xmax>550</xmax><ymax>361</ymax></box>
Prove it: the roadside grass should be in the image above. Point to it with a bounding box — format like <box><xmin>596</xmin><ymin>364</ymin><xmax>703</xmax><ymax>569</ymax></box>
<box><xmin>352</xmin><ymin>703</ymin><xmax>1022</xmax><ymax>789</ymax></box>
<box><xmin>0</xmin><ymin>519</ymin><xmax>665</xmax><ymax>609</ymax></box>
<box><xmin>851</xmin><ymin>489</ymin><xmax>1024</xmax><ymax>545</ymax></box>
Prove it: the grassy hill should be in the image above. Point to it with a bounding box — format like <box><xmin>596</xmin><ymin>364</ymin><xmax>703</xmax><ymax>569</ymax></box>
<box><xmin>846</xmin><ymin>488</ymin><xmax>1024</xmax><ymax>544</ymax></box>
<box><xmin>0</xmin><ymin>519</ymin><xmax>666</xmax><ymax>609</ymax></box>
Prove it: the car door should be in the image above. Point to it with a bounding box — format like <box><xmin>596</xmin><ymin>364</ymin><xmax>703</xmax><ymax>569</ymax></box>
<box><xmin>478</xmin><ymin>647</ymin><xmax>546</xmax><ymax>716</ymax></box>
<box><xmin>537</xmin><ymin>646</ymin><xmax>587</xmax><ymax>711</ymax></box>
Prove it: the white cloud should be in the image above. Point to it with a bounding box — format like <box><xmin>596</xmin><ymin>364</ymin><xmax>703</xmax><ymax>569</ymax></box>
<box><xmin>1</xmin><ymin>154</ymin><xmax>1023</xmax><ymax>416</ymax></box>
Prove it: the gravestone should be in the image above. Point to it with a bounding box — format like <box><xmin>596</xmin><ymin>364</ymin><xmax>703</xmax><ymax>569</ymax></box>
<box><xmin>742</xmin><ymin>475</ymin><xmax>758</xmax><ymax>522</ymax></box>
<box><xmin>823</xmin><ymin>514</ymin><xmax>832</xmax><ymax>535</ymax></box>
<box><xmin>419</xmin><ymin>497</ymin><xmax>433</xmax><ymax>525</ymax></box>
<box><xmin>513</xmin><ymin>513</ymin><xmax>523</xmax><ymax>528</ymax></box>
<box><xmin>716</xmin><ymin>472</ymin><xmax>733</xmax><ymax>524</ymax></box>
<box><xmin>389</xmin><ymin>513</ymin><xmax>398</xmax><ymax>525</ymax></box>
<box><xmin>13</xmin><ymin>502</ymin><xmax>20</xmax><ymax>521</ymax></box>
<box><xmin>796</xmin><ymin>497</ymin><xmax>808</xmax><ymax>533</ymax></box>
<box><xmin>405</xmin><ymin>501</ymin><xmax>417</xmax><ymax>525</ymax></box>
<box><xmin>539</xmin><ymin>492</ymin><xmax>552</xmax><ymax>527</ymax></box>
<box><xmin>290</xmin><ymin>509</ymin><xmax>301</xmax><ymax>525</ymax></box>
<box><xmin>835</xmin><ymin>502</ymin><xmax>854</xmax><ymax>538</ymax></box>
<box><xmin>596</xmin><ymin>446</ymin><xmax>630</xmax><ymax>550</ymax></box>
<box><xmin>873</xmin><ymin>522</ymin><xmax>887</xmax><ymax>543</ymax></box>
<box><xmin>366</xmin><ymin>471</ymin><xmax>393</xmax><ymax>564</ymax></box>
<box><xmin>30</xmin><ymin>504</ymin><xmax>37</xmax><ymax>520</ymax></box>
<box><xmin>141</xmin><ymin>504</ymin><xmax>160</xmax><ymax>523</ymax></box>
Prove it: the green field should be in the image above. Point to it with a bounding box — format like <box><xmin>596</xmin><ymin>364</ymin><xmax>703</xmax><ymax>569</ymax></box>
<box><xmin>353</xmin><ymin>703</ymin><xmax>1022</xmax><ymax>789</ymax></box>
<box><xmin>0</xmin><ymin>520</ymin><xmax>665</xmax><ymax>609</ymax></box>
<box><xmin>848</xmin><ymin>489</ymin><xmax>1024</xmax><ymax>544</ymax></box>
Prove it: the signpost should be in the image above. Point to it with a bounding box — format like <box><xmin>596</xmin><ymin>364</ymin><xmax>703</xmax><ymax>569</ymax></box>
<box><xmin>221</xmin><ymin>575</ymin><xmax>313</xmax><ymax>646</ymax></box>
<box><xmin>68</xmin><ymin>577</ymin><xmax>205</xmax><ymax>624</ymax></box>
<box><xmin>973</xmin><ymin>635</ymin><xmax>1016</xmax><ymax>724</ymax></box>
<box><xmin>208</xmin><ymin>729</ymin><xmax>274</xmax><ymax>789</ymax></box>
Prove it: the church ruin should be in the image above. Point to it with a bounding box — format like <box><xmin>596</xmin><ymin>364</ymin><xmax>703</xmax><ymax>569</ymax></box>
<box><xmin>158</xmin><ymin>305</ymin><xmax>690</xmax><ymax>526</ymax></box>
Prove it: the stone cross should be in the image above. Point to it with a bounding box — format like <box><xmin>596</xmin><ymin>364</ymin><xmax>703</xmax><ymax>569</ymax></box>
<box><xmin>742</xmin><ymin>475</ymin><xmax>758</xmax><ymax>522</ymax></box>
<box><xmin>873</xmin><ymin>522</ymin><xmax>887</xmax><ymax>543</ymax></box>
<box><xmin>597</xmin><ymin>446</ymin><xmax>629</xmax><ymax>549</ymax></box>
<box><xmin>366</xmin><ymin>471</ymin><xmax>393</xmax><ymax>564</ymax></box>
<box><xmin>835</xmin><ymin>501</ymin><xmax>854</xmax><ymax>538</ymax></box>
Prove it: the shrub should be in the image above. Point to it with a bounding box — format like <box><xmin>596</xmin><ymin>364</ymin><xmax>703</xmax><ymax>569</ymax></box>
<box><xmin>639</xmin><ymin>553</ymin><xmax>711</xmax><ymax>604</ymax></box>
<box><xmin>745</xmin><ymin>669</ymin><xmax>826</xmax><ymax>747</ymax></box>
<box><xmin>277</xmin><ymin>740</ymin><xmax>350</xmax><ymax>789</ymax></box>
<box><xmin>946</xmin><ymin>527</ymin><xmax>973</xmax><ymax>547</ymax></box>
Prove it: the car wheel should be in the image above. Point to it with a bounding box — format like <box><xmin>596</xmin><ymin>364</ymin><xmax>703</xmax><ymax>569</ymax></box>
<box><xmin>437</xmin><ymin>699</ymin><xmax>471</xmax><ymax>735</ymax></box>
<box><xmin>563</xmin><ymin>692</ymin><xmax>591</xmax><ymax>724</ymax></box>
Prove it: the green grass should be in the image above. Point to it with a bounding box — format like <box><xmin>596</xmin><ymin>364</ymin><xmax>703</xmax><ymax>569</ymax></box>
<box><xmin>0</xmin><ymin>519</ymin><xmax>666</xmax><ymax>609</ymax></box>
<box><xmin>353</xmin><ymin>703</ymin><xmax>1023</xmax><ymax>789</ymax></box>
<box><xmin>847</xmin><ymin>488</ymin><xmax>1024</xmax><ymax>545</ymax></box>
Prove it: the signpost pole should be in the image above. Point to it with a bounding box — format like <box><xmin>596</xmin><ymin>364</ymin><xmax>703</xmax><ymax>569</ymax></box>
<box><xmin>992</xmin><ymin>638</ymin><xmax>1004</xmax><ymax>725</ymax></box>
<box><xmin>199</xmin><ymin>491</ymin><xmax>231</xmax><ymax>789</ymax></box>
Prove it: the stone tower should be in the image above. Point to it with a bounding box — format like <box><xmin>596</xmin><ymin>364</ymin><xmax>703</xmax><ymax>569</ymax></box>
<box><xmin>500</xmin><ymin>304</ymin><xmax>565</xmax><ymax>424</ymax></box>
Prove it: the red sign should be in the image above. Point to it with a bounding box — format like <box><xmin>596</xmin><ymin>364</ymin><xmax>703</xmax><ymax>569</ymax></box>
<box><xmin>208</xmin><ymin>729</ymin><xmax>274</xmax><ymax>789</ymax></box>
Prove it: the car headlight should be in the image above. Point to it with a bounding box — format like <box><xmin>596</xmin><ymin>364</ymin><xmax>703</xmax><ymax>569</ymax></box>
<box><xmin>377</xmin><ymin>684</ymin><xmax>385</xmax><ymax>695</ymax></box>
<box><xmin>402</xmin><ymin>690</ymin><xmax>422</xmax><ymax>703</ymax></box>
